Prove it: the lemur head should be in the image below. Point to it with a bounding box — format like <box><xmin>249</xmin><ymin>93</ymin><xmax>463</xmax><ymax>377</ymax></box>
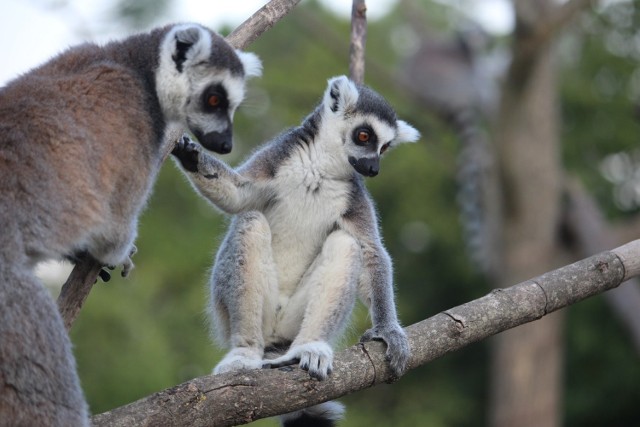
<box><xmin>156</xmin><ymin>24</ymin><xmax>262</xmax><ymax>154</ymax></box>
<box><xmin>320</xmin><ymin>76</ymin><xmax>420</xmax><ymax>177</ymax></box>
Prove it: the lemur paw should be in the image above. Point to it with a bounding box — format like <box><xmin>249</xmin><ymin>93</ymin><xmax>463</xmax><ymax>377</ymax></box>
<box><xmin>263</xmin><ymin>341</ymin><xmax>333</xmax><ymax>380</ymax></box>
<box><xmin>214</xmin><ymin>348</ymin><xmax>263</xmax><ymax>374</ymax></box>
<box><xmin>171</xmin><ymin>135</ymin><xmax>200</xmax><ymax>173</ymax></box>
<box><xmin>121</xmin><ymin>245</ymin><xmax>137</xmax><ymax>278</ymax></box>
<box><xmin>360</xmin><ymin>324</ymin><xmax>410</xmax><ymax>377</ymax></box>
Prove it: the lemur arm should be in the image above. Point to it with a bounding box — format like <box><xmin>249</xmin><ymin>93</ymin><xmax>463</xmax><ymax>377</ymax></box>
<box><xmin>172</xmin><ymin>135</ymin><xmax>266</xmax><ymax>214</ymax></box>
<box><xmin>339</xmin><ymin>185</ymin><xmax>410</xmax><ymax>376</ymax></box>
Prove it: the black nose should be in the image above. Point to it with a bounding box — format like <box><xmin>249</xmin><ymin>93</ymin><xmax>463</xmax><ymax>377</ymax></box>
<box><xmin>194</xmin><ymin>128</ymin><xmax>233</xmax><ymax>154</ymax></box>
<box><xmin>349</xmin><ymin>156</ymin><xmax>379</xmax><ymax>177</ymax></box>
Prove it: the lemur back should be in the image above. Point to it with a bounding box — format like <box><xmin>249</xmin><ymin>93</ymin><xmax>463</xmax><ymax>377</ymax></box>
<box><xmin>0</xmin><ymin>23</ymin><xmax>260</xmax><ymax>426</ymax></box>
<box><xmin>172</xmin><ymin>75</ymin><xmax>419</xmax><ymax>427</ymax></box>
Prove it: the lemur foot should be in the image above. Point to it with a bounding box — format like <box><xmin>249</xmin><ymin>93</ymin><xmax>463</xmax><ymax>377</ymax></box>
<box><xmin>171</xmin><ymin>135</ymin><xmax>200</xmax><ymax>173</ymax></box>
<box><xmin>214</xmin><ymin>347</ymin><xmax>263</xmax><ymax>374</ymax></box>
<box><xmin>263</xmin><ymin>341</ymin><xmax>333</xmax><ymax>380</ymax></box>
<box><xmin>360</xmin><ymin>324</ymin><xmax>410</xmax><ymax>377</ymax></box>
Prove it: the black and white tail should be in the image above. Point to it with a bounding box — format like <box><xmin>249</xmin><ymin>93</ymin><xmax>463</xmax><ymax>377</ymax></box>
<box><xmin>280</xmin><ymin>401</ymin><xmax>345</xmax><ymax>427</ymax></box>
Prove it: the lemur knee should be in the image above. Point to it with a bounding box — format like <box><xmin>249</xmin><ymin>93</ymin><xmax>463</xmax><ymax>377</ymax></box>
<box><xmin>322</xmin><ymin>230</ymin><xmax>360</xmax><ymax>259</ymax></box>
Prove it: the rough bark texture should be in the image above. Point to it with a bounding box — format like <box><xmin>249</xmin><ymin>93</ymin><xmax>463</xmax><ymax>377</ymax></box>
<box><xmin>91</xmin><ymin>240</ymin><xmax>639</xmax><ymax>427</ymax></box>
<box><xmin>56</xmin><ymin>0</ymin><xmax>301</xmax><ymax>331</ymax></box>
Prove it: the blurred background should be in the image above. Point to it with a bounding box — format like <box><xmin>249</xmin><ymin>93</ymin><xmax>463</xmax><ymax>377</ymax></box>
<box><xmin>3</xmin><ymin>0</ymin><xmax>639</xmax><ymax>425</ymax></box>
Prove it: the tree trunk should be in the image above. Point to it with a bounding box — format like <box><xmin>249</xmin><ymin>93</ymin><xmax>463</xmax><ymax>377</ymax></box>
<box><xmin>489</xmin><ymin>1</ymin><xmax>564</xmax><ymax>426</ymax></box>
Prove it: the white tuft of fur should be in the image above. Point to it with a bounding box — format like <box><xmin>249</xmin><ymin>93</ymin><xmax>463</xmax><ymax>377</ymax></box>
<box><xmin>396</xmin><ymin>119</ymin><xmax>421</xmax><ymax>143</ymax></box>
<box><xmin>236</xmin><ymin>50</ymin><xmax>263</xmax><ymax>78</ymax></box>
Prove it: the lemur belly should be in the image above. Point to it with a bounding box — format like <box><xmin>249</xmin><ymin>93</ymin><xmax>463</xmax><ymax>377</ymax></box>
<box><xmin>263</xmin><ymin>165</ymin><xmax>350</xmax><ymax>341</ymax></box>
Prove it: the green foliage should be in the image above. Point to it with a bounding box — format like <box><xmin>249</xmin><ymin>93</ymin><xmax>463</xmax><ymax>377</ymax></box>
<box><xmin>65</xmin><ymin>1</ymin><xmax>640</xmax><ymax>425</ymax></box>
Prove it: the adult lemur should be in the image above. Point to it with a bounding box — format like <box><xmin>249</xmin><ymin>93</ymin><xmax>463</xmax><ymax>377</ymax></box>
<box><xmin>173</xmin><ymin>75</ymin><xmax>419</xmax><ymax>426</ymax></box>
<box><xmin>0</xmin><ymin>23</ymin><xmax>260</xmax><ymax>426</ymax></box>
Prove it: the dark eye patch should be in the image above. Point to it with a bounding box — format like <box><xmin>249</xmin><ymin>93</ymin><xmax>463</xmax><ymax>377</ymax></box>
<box><xmin>201</xmin><ymin>84</ymin><xmax>229</xmax><ymax>113</ymax></box>
<box><xmin>352</xmin><ymin>124</ymin><xmax>377</xmax><ymax>147</ymax></box>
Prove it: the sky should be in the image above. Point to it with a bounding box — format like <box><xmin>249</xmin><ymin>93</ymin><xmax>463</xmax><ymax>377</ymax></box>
<box><xmin>0</xmin><ymin>0</ymin><xmax>513</xmax><ymax>86</ymax></box>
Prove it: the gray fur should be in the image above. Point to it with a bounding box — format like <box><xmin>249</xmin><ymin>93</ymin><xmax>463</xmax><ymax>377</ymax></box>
<box><xmin>173</xmin><ymin>75</ymin><xmax>419</xmax><ymax>425</ymax></box>
<box><xmin>0</xmin><ymin>23</ymin><xmax>259</xmax><ymax>426</ymax></box>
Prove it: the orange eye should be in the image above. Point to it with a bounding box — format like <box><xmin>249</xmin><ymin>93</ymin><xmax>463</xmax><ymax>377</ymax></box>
<box><xmin>357</xmin><ymin>130</ymin><xmax>370</xmax><ymax>142</ymax></box>
<box><xmin>380</xmin><ymin>142</ymin><xmax>391</xmax><ymax>154</ymax></box>
<box><xmin>208</xmin><ymin>94</ymin><xmax>220</xmax><ymax>107</ymax></box>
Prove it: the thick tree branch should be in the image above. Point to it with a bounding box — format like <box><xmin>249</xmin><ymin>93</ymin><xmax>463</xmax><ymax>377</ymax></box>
<box><xmin>349</xmin><ymin>0</ymin><xmax>367</xmax><ymax>84</ymax></box>
<box><xmin>56</xmin><ymin>0</ymin><xmax>301</xmax><ymax>330</ymax></box>
<box><xmin>92</xmin><ymin>240</ymin><xmax>640</xmax><ymax>427</ymax></box>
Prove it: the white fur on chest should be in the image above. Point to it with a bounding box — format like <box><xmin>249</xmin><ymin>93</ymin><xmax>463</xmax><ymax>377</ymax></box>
<box><xmin>264</xmin><ymin>150</ymin><xmax>351</xmax><ymax>294</ymax></box>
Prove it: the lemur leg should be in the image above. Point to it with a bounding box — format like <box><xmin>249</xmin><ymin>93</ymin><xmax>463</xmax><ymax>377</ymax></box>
<box><xmin>264</xmin><ymin>230</ymin><xmax>361</xmax><ymax>380</ymax></box>
<box><xmin>210</xmin><ymin>211</ymin><xmax>278</xmax><ymax>374</ymax></box>
<box><xmin>0</xmin><ymin>264</ymin><xmax>89</xmax><ymax>426</ymax></box>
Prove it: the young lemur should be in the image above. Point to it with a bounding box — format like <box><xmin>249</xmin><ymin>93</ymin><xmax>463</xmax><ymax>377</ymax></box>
<box><xmin>0</xmin><ymin>24</ymin><xmax>260</xmax><ymax>426</ymax></box>
<box><xmin>172</xmin><ymin>75</ymin><xmax>419</xmax><ymax>426</ymax></box>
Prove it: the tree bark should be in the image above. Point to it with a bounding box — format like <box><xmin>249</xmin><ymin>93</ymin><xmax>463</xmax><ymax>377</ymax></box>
<box><xmin>91</xmin><ymin>240</ymin><xmax>640</xmax><ymax>427</ymax></box>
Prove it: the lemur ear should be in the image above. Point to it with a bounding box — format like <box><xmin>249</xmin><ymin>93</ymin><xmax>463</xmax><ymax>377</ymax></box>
<box><xmin>236</xmin><ymin>51</ymin><xmax>262</xmax><ymax>79</ymax></box>
<box><xmin>171</xmin><ymin>25</ymin><xmax>208</xmax><ymax>72</ymax></box>
<box><xmin>395</xmin><ymin>120</ymin><xmax>420</xmax><ymax>144</ymax></box>
<box><xmin>323</xmin><ymin>75</ymin><xmax>359</xmax><ymax>115</ymax></box>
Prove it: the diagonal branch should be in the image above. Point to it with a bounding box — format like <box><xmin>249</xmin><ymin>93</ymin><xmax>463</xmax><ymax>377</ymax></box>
<box><xmin>56</xmin><ymin>0</ymin><xmax>302</xmax><ymax>331</ymax></box>
<box><xmin>91</xmin><ymin>239</ymin><xmax>640</xmax><ymax>427</ymax></box>
<box><xmin>226</xmin><ymin>0</ymin><xmax>303</xmax><ymax>50</ymax></box>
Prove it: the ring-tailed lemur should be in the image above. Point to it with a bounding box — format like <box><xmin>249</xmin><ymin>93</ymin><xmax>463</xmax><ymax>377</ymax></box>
<box><xmin>172</xmin><ymin>75</ymin><xmax>419</xmax><ymax>427</ymax></box>
<box><xmin>0</xmin><ymin>23</ymin><xmax>260</xmax><ymax>426</ymax></box>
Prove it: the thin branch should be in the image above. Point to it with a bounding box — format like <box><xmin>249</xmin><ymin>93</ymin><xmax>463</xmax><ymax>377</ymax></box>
<box><xmin>56</xmin><ymin>257</ymin><xmax>103</xmax><ymax>331</ymax></box>
<box><xmin>56</xmin><ymin>0</ymin><xmax>302</xmax><ymax>331</ymax></box>
<box><xmin>92</xmin><ymin>239</ymin><xmax>640</xmax><ymax>427</ymax></box>
<box><xmin>226</xmin><ymin>0</ymin><xmax>303</xmax><ymax>50</ymax></box>
<box><xmin>349</xmin><ymin>0</ymin><xmax>367</xmax><ymax>84</ymax></box>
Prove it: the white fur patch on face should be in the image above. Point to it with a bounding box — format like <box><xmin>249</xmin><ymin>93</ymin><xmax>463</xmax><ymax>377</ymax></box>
<box><xmin>236</xmin><ymin>50</ymin><xmax>262</xmax><ymax>78</ymax></box>
<box><xmin>224</xmin><ymin>74</ymin><xmax>248</xmax><ymax>110</ymax></box>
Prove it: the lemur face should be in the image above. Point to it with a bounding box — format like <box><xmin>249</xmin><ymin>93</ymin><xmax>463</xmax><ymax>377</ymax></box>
<box><xmin>157</xmin><ymin>24</ymin><xmax>261</xmax><ymax>154</ymax></box>
<box><xmin>346</xmin><ymin>117</ymin><xmax>397</xmax><ymax>177</ymax></box>
<box><xmin>184</xmin><ymin>70</ymin><xmax>248</xmax><ymax>154</ymax></box>
<box><xmin>322</xmin><ymin>76</ymin><xmax>420</xmax><ymax>177</ymax></box>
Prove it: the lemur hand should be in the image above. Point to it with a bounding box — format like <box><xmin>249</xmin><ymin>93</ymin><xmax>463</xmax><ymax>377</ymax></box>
<box><xmin>171</xmin><ymin>135</ymin><xmax>200</xmax><ymax>173</ymax></box>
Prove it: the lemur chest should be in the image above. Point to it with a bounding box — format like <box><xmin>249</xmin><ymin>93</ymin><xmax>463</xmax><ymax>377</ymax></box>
<box><xmin>264</xmin><ymin>161</ymin><xmax>351</xmax><ymax>292</ymax></box>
